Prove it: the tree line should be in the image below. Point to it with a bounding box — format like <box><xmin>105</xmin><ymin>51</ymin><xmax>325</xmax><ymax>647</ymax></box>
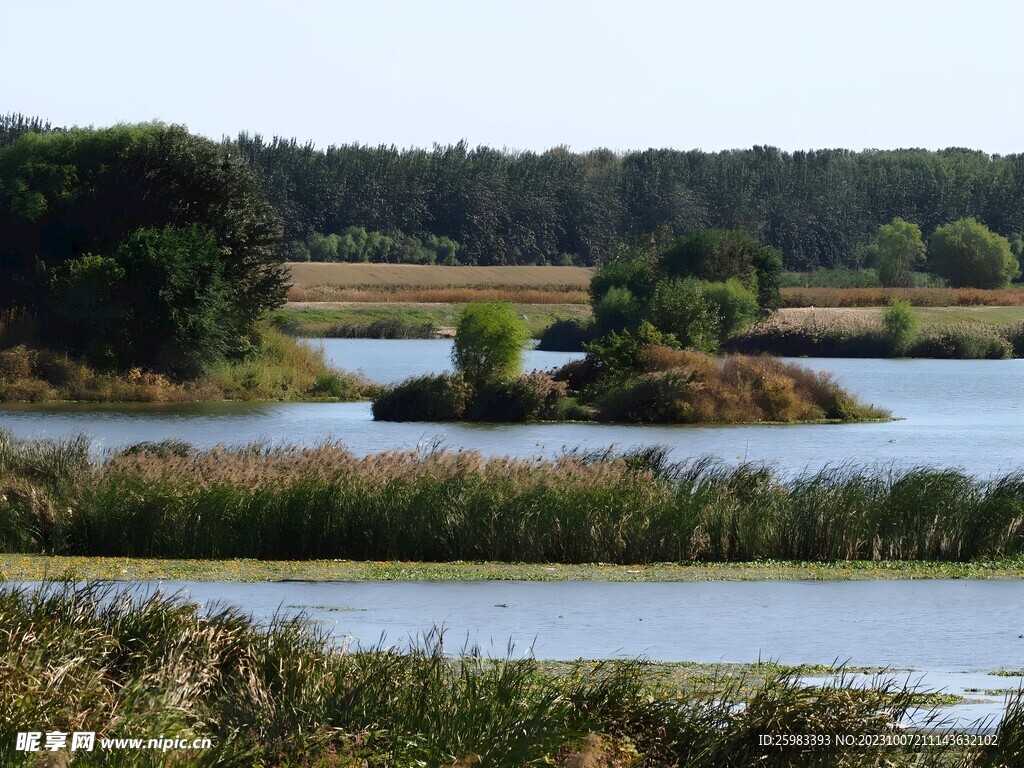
<box><xmin>4</xmin><ymin>114</ymin><xmax>1024</xmax><ymax>271</ymax></box>
<box><xmin>227</xmin><ymin>133</ymin><xmax>1024</xmax><ymax>270</ymax></box>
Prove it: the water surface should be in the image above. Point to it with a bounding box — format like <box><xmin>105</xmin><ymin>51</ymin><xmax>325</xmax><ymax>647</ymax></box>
<box><xmin>2</xmin><ymin>341</ymin><xmax>1023</xmax><ymax>474</ymax></box>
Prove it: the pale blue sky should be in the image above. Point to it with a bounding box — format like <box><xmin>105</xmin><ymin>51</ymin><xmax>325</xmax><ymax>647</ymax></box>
<box><xmin>3</xmin><ymin>0</ymin><xmax>1021</xmax><ymax>154</ymax></box>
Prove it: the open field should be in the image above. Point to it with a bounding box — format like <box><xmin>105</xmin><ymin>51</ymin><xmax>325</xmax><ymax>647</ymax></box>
<box><xmin>5</xmin><ymin>554</ymin><xmax>1024</xmax><ymax>583</ymax></box>
<box><xmin>286</xmin><ymin>260</ymin><xmax>593</xmax><ymax>292</ymax></box>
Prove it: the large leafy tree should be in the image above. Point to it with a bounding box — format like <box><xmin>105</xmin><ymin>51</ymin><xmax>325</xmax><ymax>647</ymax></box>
<box><xmin>927</xmin><ymin>218</ymin><xmax>1018</xmax><ymax>288</ymax></box>
<box><xmin>0</xmin><ymin>123</ymin><xmax>285</xmax><ymax>374</ymax></box>
<box><xmin>872</xmin><ymin>218</ymin><xmax>926</xmax><ymax>287</ymax></box>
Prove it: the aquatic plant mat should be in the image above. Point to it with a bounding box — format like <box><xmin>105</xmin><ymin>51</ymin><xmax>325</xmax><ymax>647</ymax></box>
<box><xmin>7</xmin><ymin>435</ymin><xmax>1024</xmax><ymax>564</ymax></box>
<box><xmin>0</xmin><ymin>580</ymin><xmax>1018</xmax><ymax>767</ymax></box>
<box><xmin>5</xmin><ymin>555</ymin><xmax>1024</xmax><ymax>583</ymax></box>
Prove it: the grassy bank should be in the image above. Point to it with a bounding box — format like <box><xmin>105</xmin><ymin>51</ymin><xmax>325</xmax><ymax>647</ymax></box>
<box><xmin>0</xmin><ymin>328</ymin><xmax>377</xmax><ymax>403</ymax></box>
<box><xmin>6</xmin><ymin>554</ymin><xmax>1024</xmax><ymax>583</ymax></box>
<box><xmin>0</xmin><ymin>581</ymin><xmax>1013</xmax><ymax>767</ymax></box>
<box><xmin>6</xmin><ymin>437</ymin><xmax>1024</xmax><ymax>564</ymax></box>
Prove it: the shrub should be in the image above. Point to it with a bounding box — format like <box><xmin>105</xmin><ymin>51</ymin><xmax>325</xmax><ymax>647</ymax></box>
<box><xmin>595</xmin><ymin>369</ymin><xmax>700</xmax><ymax>423</ymax></box>
<box><xmin>649</xmin><ymin>278</ymin><xmax>720</xmax><ymax>352</ymax></box>
<box><xmin>702</xmin><ymin>279</ymin><xmax>761</xmax><ymax>336</ymax></box>
<box><xmin>536</xmin><ymin>318</ymin><xmax>598</xmax><ymax>351</ymax></box>
<box><xmin>882</xmin><ymin>299</ymin><xmax>918</xmax><ymax>356</ymax></box>
<box><xmin>452</xmin><ymin>303</ymin><xmax>531</xmax><ymax>386</ymax></box>
<box><xmin>909</xmin><ymin>326</ymin><xmax>1013</xmax><ymax>359</ymax></box>
<box><xmin>593</xmin><ymin>286</ymin><xmax>641</xmax><ymax>333</ymax></box>
<box><xmin>371</xmin><ymin>373</ymin><xmax>474</xmax><ymax>421</ymax></box>
<box><xmin>582</xmin><ymin>322</ymin><xmax>680</xmax><ymax>381</ymax></box>
<box><xmin>470</xmin><ymin>372</ymin><xmax>568</xmax><ymax>421</ymax></box>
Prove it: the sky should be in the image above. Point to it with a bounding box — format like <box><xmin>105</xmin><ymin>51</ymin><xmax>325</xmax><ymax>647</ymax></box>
<box><xmin>2</xmin><ymin>0</ymin><xmax>1022</xmax><ymax>155</ymax></box>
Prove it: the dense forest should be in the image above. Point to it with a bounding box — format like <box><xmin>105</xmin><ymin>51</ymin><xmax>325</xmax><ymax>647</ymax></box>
<box><xmin>3</xmin><ymin>113</ymin><xmax>1023</xmax><ymax>269</ymax></box>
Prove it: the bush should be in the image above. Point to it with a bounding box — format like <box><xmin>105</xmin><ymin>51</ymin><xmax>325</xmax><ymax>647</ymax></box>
<box><xmin>909</xmin><ymin>326</ymin><xmax>1013</xmax><ymax>359</ymax></box>
<box><xmin>470</xmin><ymin>372</ymin><xmax>568</xmax><ymax>421</ymax></box>
<box><xmin>649</xmin><ymin>278</ymin><xmax>720</xmax><ymax>352</ymax></box>
<box><xmin>371</xmin><ymin>373</ymin><xmax>474</xmax><ymax>421</ymax></box>
<box><xmin>703</xmin><ymin>279</ymin><xmax>760</xmax><ymax>336</ymax></box>
<box><xmin>452</xmin><ymin>303</ymin><xmax>531</xmax><ymax>386</ymax></box>
<box><xmin>537</xmin><ymin>318</ymin><xmax>599</xmax><ymax>351</ymax></box>
<box><xmin>582</xmin><ymin>322</ymin><xmax>680</xmax><ymax>381</ymax></box>
<box><xmin>596</xmin><ymin>369</ymin><xmax>700</xmax><ymax>423</ymax></box>
<box><xmin>593</xmin><ymin>286</ymin><xmax>641</xmax><ymax>334</ymax></box>
<box><xmin>881</xmin><ymin>299</ymin><xmax>918</xmax><ymax>356</ymax></box>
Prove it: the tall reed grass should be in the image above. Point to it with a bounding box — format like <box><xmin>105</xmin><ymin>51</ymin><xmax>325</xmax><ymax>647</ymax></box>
<box><xmin>782</xmin><ymin>286</ymin><xmax>1024</xmax><ymax>308</ymax></box>
<box><xmin>728</xmin><ymin>316</ymin><xmax>1021</xmax><ymax>359</ymax></box>
<box><xmin>0</xmin><ymin>580</ymin><xmax>1011</xmax><ymax>766</ymax></box>
<box><xmin>4</xmin><ymin>436</ymin><xmax>1024</xmax><ymax>564</ymax></box>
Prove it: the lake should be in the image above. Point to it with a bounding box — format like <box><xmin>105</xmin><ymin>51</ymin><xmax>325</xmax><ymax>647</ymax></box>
<box><xmin>31</xmin><ymin>577</ymin><xmax>1019</xmax><ymax>727</ymax></box>
<box><xmin>1</xmin><ymin>340</ymin><xmax>1022</xmax><ymax>474</ymax></box>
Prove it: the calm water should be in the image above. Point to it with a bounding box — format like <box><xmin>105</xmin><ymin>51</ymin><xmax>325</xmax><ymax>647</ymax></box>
<box><xmin>1</xmin><ymin>340</ymin><xmax>1023</xmax><ymax>473</ymax></box>
<box><xmin>40</xmin><ymin>578</ymin><xmax>1020</xmax><ymax>725</ymax></box>
<box><xmin>137</xmin><ymin>578</ymin><xmax>1021</xmax><ymax>670</ymax></box>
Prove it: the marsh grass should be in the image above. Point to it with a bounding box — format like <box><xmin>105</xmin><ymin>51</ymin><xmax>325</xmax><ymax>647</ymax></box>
<box><xmin>782</xmin><ymin>286</ymin><xmax>1024</xmax><ymax>308</ymax></box>
<box><xmin>729</xmin><ymin>312</ymin><xmax>1020</xmax><ymax>359</ymax></box>
<box><xmin>0</xmin><ymin>328</ymin><xmax>377</xmax><ymax>403</ymax></box>
<box><xmin>0</xmin><ymin>580</ymin><xmax>1010</xmax><ymax>767</ymax></box>
<box><xmin>4</xmin><ymin>436</ymin><xmax>1024</xmax><ymax>565</ymax></box>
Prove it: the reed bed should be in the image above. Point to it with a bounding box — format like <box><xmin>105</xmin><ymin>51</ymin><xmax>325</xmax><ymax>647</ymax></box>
<box><xmin>5</xmin><ymin>436</ymin><xmax>1024</xmax><ymax>564</ymax></box>
<box><xmin>0</xmin><ymin>580</ymin><xmax>1012</xmax><ymax>767</ymax></box>
<box><xmin>782</xmin><ymin>287</ymin><xmax>1024</xmax><ymax>308</ymax></box>
<box><xmin>728</xmin><ymin>313</ymin><xmax>1024</xmax><ymax>359</ymax></box>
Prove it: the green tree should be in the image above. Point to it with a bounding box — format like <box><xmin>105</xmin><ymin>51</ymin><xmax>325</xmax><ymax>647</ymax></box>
<box><xmin>927</xmin><ymin>218</ymin><xmax>1019</xmax><ymax>288</ymax></box>
<box><xmin>0</xmin><ymin>123</ymin><xmax>285</xmax><ymax>352</ymax></box>
<box><xmin>882</xmin><ymin>299</ymin><xmax>918</xmax><ymax>356</ymax></box>
<box><xmin>452</xmin><ymin>303</ymin><xmax>531</xmax><ymax>386</ymax></box>
<box><xmin>874</xmin><ymin>218</ymin><xmax>926</xmax><ymax>287</ymax></box>
<box><xmin>114</xmin><ymin>225</ymin><xmax>232</xmax><ymax>378</ymax></box>
<box><xmin>649</xmin><ymin>278</ymin><xmax>720</xmax><ymax>353</ymax></box>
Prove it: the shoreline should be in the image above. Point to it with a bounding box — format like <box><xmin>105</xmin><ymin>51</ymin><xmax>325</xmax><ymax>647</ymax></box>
<box><xmin>5</xmin><ymin>555</ymin><xmax>1024</xmax><ymax>583</ymax></box>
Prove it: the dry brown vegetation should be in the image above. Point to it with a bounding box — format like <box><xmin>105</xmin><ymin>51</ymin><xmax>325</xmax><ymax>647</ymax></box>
<box><xmin>782</xmin><ymin>286</ymin><xmax>1024</xmax><ymax>307</ymax></box>
<box><xmin>288</xmin><ymin>262</ymin><xmax>594</xmax><ymax>290</ymax></box>
<box><xmin>289</xmin><ymin>285</ymin><xmax>589</xmax><ymax>303</ymax></box>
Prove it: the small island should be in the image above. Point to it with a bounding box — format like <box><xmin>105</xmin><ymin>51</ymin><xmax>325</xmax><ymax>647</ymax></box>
<box><xmin>373</xmin><ymin>227</ymin><xmax>889</xmax><ymax>425</ymax></box>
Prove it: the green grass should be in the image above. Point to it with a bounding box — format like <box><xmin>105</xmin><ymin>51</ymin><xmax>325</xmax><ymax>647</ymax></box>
<box><xmin>0</xmin><ymin>580</ymin><xmax>1009</xmax><ymax>767</ymax></box>
<box><xmin>4</xmin><ymin>554</ymin><xmax>1024</xmax><ymax>583</ymax></box>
